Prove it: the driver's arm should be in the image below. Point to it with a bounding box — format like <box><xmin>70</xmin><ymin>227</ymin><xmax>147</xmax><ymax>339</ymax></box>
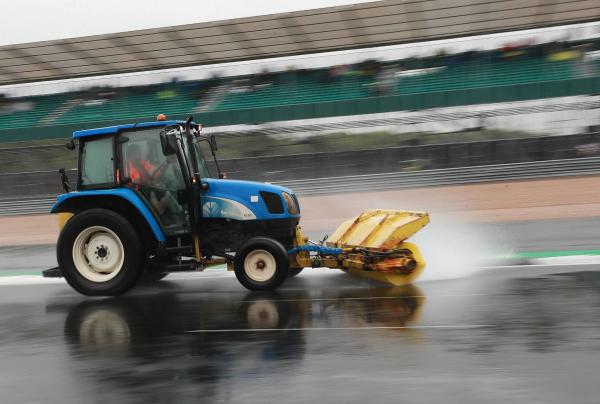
<box><xmin>142</xmin><ymin>160</ymin><xmax>156</xmax><ymax>174</ymax></box>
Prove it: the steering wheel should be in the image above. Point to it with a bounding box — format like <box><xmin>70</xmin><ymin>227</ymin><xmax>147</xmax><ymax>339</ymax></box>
<box><xmin>151</xmin><ymin>161</ymin><xmax>169</xmax><ymax>181</ymax></box>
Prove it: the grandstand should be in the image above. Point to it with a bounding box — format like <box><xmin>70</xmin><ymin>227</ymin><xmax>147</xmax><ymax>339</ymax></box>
<box><xmin>0</xmin><ymin>0</ymin><xmax>598</xmax><ymax>207</ymax></box>
<box><xmin>0</xmin><ymin>37</ymin><xmax>598</xmax><ymax>142</ymax></box>
<box><xmin>0</xmin><ymin>0</ymin><xmax>598</xmax><ymax>142</ymax></box>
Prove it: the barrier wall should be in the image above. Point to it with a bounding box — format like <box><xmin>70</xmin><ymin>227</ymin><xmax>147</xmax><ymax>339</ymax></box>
<box><xmin>2</xmin><ymin>131</ymin><xmax>599</xmax><ymax>200</ymax></box>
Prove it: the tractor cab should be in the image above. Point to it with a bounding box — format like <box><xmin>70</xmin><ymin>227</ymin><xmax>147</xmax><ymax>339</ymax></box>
<box><xmin>73</xmin><ymin>119</ymin><xmax>213</xmax><ymax>235</ymax></box>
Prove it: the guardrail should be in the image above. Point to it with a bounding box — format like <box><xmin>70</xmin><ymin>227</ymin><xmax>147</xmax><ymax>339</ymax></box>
<box><xmin>1</xmin><ymin>157</ymin><xmax>600</xmax><ymax>216</ymax></box>
<box><xmin>0</xmin><ymin>195</ymin><xmax>57</xmax><ymax>216</ymax></box>
<box><xmin>277</xmin><ymin>157</ymin><xmax>600</xmax><ymax>195</ymax></box>
<box><xmin>3</xmin><ymin>131</ymin><xmax>599</xmax><ymax>185</ymax></box>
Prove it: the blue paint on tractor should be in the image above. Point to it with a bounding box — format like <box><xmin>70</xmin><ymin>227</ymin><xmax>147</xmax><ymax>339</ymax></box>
<box><xmin>288</xmin><ymin>245</ymin><xmax>343</xmax><ymax>255</ymax></box>
<box><xmin>203</xmin><ymin>178</ymin><xmax>300</xmax><ymax>220</ymax></box>
<box><xmin>65</xmin><ymin>120</ymin><xmax>299</xmax><ymax>239</ymax></box>
<box><xmin>73</xmin><ymin>120</ymin><xmax>182</xmax><ymax>138</ymax></box>
<box><xmin>52</xmin><ymin>188</ymin><xmax>166</xmax><ymax>242</ymax></box>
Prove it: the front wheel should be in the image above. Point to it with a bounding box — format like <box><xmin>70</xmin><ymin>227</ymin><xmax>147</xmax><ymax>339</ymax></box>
<box><xmin>234</xmin><ymin>237</ymin><xmax>289</xmax><ymax>291</ymax></box>
<box><xmin>57</xmin><ymin>209</ymin><xmax>144</xmax><ymax>296</ymax></box>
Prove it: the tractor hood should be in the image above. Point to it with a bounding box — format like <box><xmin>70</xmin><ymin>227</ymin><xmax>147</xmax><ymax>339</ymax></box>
<box><xmin>201</xmin><ymin>178</ymin><xmax>300</xmax><ymax>221</ymax></box>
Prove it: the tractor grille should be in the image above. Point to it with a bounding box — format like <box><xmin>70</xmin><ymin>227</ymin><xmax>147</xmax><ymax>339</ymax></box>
<box><xmin>259</xmin><ymin>191</ymin><xmax>284</xmax><ymax>214</ymax></box>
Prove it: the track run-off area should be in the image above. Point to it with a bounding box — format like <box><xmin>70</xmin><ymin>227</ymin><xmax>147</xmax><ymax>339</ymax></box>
<box><xmin>1</xmin><ymin>176</ymin><xmax>600</xmax><ymax>403</ymax></box>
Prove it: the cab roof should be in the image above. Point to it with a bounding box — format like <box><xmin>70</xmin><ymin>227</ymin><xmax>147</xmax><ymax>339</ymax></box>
<box><xmin>72</xmin><ymin>120</ymin><xmax>183</xmax><ymax>139</ymax></box>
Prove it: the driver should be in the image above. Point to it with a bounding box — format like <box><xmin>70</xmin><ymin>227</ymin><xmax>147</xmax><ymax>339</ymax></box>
<box><xmin>127</xmin><ymin>144</ymin><xmax>157</xmax><ymax>184</ymax></box>
<box><xmin>127</xmin><ymin>144</ymin><xmax>175</xmax><ymax>216</ymax></box>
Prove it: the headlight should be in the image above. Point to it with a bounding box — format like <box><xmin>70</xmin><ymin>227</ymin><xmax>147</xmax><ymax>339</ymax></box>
<box><xmin>282</xmin><ymin>192</ymin><xmax>299</xmax><ymax>215</ymax></box>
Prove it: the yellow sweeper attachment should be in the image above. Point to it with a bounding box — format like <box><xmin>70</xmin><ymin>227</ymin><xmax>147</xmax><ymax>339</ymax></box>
<box><xmin>292</xmin><ymin>210</ymin><xmax>429</xmax><ymax>286</ymax></box>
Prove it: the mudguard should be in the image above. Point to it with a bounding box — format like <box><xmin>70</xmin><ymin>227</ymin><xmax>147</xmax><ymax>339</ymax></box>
<box><xmin>51</xmin><ymin>188</ymin><xmax>166</xmax><ymax>242</ymax></box>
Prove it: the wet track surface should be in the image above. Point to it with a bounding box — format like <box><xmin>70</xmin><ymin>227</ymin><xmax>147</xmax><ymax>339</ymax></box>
<box><xmin>492</xmin><ymin>217</ymin><xmax>600</xmax><ymax>252</ymax></box>
<box><xmin>3</xmin><ymin>216</ymin><xmax>600</xmax><ymax>274</ymax></box>
<box><xmin>2</xmin><ymin>263</ymin><xmax>600</xmax><ymax>403</ymax></box>
<box><xmin>1</xmin><ymin>217</ymin><xmax>600</xmax><ymax>403</ymax></box>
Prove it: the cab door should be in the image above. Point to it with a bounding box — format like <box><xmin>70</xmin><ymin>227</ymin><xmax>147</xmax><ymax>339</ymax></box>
<box><xmin>120</xmin><ymin>129</ymin><xmax>189</xmax><ymax>235</ymax></box>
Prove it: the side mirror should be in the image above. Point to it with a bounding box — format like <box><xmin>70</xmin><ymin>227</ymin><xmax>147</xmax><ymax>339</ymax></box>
<box><xmin>160</xmin><ymin>132</ymin><xmax>178</xmax><ymax>156</ymax></box>
<box><xmin>65</xmin><ymin>140</ymin><xmax>75</xmax><ymax>150</ymax></box>
<box><xmin>209</xmin><ymin>134</ymin><xmax>218</xmax><ymax>153</ymax></box>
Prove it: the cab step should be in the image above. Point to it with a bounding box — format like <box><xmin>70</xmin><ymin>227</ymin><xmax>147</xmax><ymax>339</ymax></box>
<box><xmin>42</xmin><ymin>267</ymin><xmax>63</xmax><ymax>278</ymax></box>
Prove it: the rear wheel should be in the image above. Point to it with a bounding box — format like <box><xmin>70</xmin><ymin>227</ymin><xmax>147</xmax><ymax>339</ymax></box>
<box><xmin>57</xmin><ymin>209</ymin><xmax>144</xmax><ymax>296</ymax></box>
<box><xmin>234</xmin><ymin>237</ymin><xmax>289</xmax><ymax>291</ymax></box>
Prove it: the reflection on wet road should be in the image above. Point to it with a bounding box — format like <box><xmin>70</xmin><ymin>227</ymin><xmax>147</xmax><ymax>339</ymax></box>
<box><xmin>1</xmin><ymin>266</ymin><xmax>600</xmax><ymax>403</ymax></box>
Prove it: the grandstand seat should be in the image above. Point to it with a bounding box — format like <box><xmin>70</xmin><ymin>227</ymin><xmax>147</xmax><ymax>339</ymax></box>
<box><xmin>0</xmin><ymin>48</ymin><xmax>598</xmax><ymax>140</ymax></box>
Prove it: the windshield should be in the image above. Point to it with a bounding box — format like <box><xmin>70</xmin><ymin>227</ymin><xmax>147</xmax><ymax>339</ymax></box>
<box><xmin>120</xmin><ymin>128</ymin><xmax>186</xmax><ymax>191</ymax></box>
<box><xmin>179</xmin><ymin>134</ymin><xmax>212</xmax><ymax>179</ymax></box>
<box><xmin>193</xmin><ymin>141</ymin><xmax>212</xmax><ymax>178</ymax></box>
<box><xmin>119</xmin><ymin>127</ymin><xmax>211</xmax><ymax>184</ymax></box>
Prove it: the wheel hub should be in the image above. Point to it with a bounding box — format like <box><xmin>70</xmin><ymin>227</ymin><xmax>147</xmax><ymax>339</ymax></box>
<box><xmin>72</xmin><ymin>226</ymin><xmax>125</xmax><ymax>283</ymax></box>
<box><xmin>244</xmin><ymin>249</ymin><xmax>277</xmax><ymax>282</ymax></box>
<box><xmin>96</xmin><ymin>246</ymin><xmax>108</xmax><ymax>259</ymax></box>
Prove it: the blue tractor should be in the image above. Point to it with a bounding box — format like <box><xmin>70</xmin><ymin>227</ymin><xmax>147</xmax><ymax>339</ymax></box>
<box><xmin>46</xmin><ymin>116</ymin><xmax>429</xmax><ymax>296</ymax></box>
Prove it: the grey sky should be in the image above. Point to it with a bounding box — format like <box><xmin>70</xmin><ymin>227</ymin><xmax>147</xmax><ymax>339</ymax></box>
<box><xmin>1</xmin><ymin>0</ymin><xmax>376</xmax><ymax>46</ymax></box>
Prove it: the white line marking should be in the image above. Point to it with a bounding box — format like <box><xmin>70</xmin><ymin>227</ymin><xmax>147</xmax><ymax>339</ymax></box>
<box><xmin>166</xmin><ymin>275</ymin><xmax>232</xmax><ymax>279</ymax></box>
<box><xmin>0</xmin><ymin>276</ymin><xmax>65</xmax><ymax>285</ymax></box>
<box><xmin>4</xmin><ymin>259</ymin><xmax>597</xmax><ymax>287</ymax></box>
<box><xmin>530</xmin><ymin>256</ymin><xmax>600</xmax><ymax>265</ymax></box>
<box><xmin>0</xmin><ymin>272</ymin><xmax>233</xmax><ymax>285</ymax></box>
<box><xmin>481</xmin><ymin>263</ymin><xmax>600</xmax><ymax>270</ymax></box>
<box><xmin>186</xmin><ymin>325</ymin><xmax>493</xmax><ymax>333</ymax></box>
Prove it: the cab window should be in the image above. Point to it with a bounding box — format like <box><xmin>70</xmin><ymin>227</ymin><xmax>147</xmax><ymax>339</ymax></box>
<box><xmin>79</xmin><ymin>137</ymin><xmax>114</xmax><ymax>188</ymax></box>
<box><xmin>121</xmin><ymin>129</ymin><xmax>185</xmax><ymax>192</ymax></box>
<box><xmin>121</xmin><ymin>129</ymin><xmax>188</xmax><ymax>235</ymax></box>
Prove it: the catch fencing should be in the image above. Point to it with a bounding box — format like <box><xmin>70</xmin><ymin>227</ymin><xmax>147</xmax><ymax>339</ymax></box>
<box><xmin>1</xmin><ymin>157</ymin><xmax>599</xmax><ymax>216</ymax></box>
